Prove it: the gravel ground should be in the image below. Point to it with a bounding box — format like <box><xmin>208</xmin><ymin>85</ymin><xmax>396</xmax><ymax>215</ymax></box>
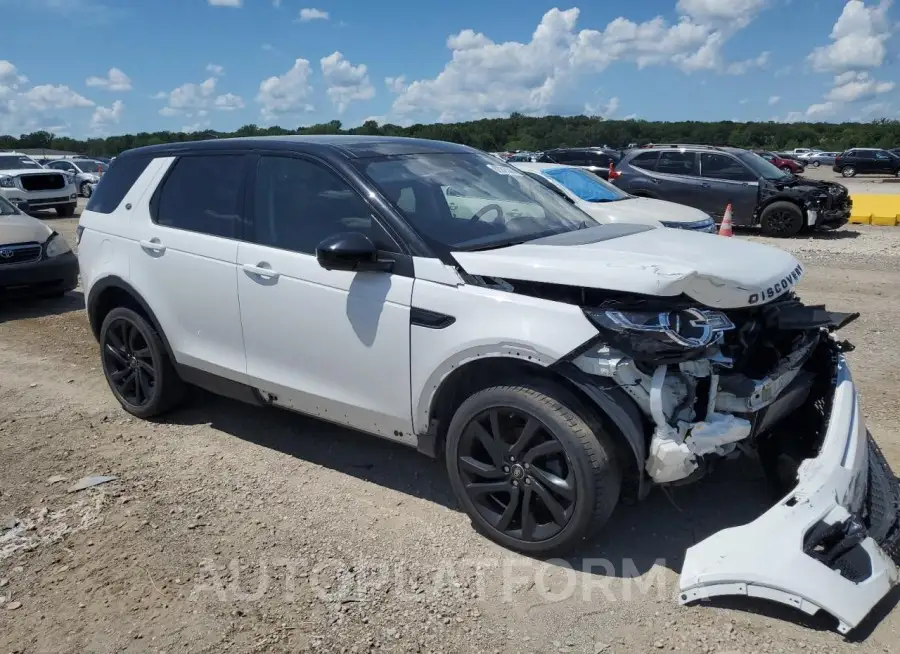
<box><xmin>2</xmin><ymin>206</ymin><xmax>900</xmax><ymax>653</ymax></box>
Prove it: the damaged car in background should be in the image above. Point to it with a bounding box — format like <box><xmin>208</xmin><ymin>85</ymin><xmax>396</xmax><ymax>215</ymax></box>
<box><xmin>78</xmin><ymin>137</ymin><xmax>899</xmax><ymax>636</ymax></box>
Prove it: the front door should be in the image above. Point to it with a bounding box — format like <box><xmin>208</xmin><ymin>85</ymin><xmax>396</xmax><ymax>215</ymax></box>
<box><xmin>236</xmin><ymin>154</ymin><xmax>415</xmax><ymax>439</ymax></box>
<box><xmin>697</xmin><ymin>152</ymin><xmax>759</xmax><ymax>225</ymax></box>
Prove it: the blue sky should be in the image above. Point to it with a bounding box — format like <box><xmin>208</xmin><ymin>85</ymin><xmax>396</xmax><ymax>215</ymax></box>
<box><xmin>0</xmin><ymin>0</ymin><xmax>897</xmax><ymax>138</ymax></box>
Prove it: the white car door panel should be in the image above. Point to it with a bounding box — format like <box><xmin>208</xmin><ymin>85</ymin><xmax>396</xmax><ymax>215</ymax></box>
<box><xmin>127</xmin><ymin>155</ymin><xmax>247</xmax><ymax>379</ymax></box>
<box><xmin>237</xmin><ymin>154</ymin><xmax>414</xmax><ymax>441</ymax></box>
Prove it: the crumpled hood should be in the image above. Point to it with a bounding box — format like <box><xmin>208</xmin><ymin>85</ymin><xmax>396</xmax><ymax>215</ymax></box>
<box><xmin>0</xmin><ymin>212</ymin><xmax>53</xmax><ymax>244</ymax></box>
<box><xmin>451</xmin><ymin>225</ymin><xmax>804</xmax><ymax>309</ymax></box>
<box><xmin>767</xmin><ymin>175</ymin><xmax>846</xmax><ymax>195</ymax></box>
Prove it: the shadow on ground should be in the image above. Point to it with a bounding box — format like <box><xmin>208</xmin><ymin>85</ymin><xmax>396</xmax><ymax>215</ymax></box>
<box><xmin>0</xmin><ymin>289</ymin><xmax>84</xmax><ymax>322</ymax></box>
<box><xmin>734</xmin><ymin>226</ymin><xmax>861</xmax><ymax>240</ymax></box>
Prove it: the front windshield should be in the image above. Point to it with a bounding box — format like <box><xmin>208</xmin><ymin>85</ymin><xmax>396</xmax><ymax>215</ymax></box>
<box><xmin>738</xmin><ymin>151</ymin><xmax>791</xmax><ymax>180</ymax></box>
<box><xmin>0</xmin><ymin>155</ymin><xmax>42</xmax><ymax>171</ymax></box>
<box><xmin>357</xmin><ymin>152</ymin><xmax>594</xmax><ymax>250</ymax></box>
<box><xmin>0</xmin><ymin>195</ymin><xmax>19</xmax><ymax>215</ymax></box>
<box><xmin>74</xmin><ymin>160</ymin><xmax>102</xmax><ymax>173</ymax></box>
<box><xmin>540</xmin><ymin>167</ymin><xmax>629</xmax><ymax>203</ymax></box>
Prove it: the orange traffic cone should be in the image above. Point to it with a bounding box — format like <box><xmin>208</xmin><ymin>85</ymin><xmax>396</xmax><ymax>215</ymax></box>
<box><xmin>719</xmin><ymin>204</ymin><xmax>734</xmax><ymax>237</ymax></box>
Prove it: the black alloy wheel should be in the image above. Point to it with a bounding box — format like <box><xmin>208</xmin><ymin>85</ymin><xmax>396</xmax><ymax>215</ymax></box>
<box><xmin>760</xmin><ymin>200</ymin><xmax>804</xmax><ymax>237</ymax></box>
<box><xmin>103</xmin><ymin>316</ymin><xmax>156</xmax><ymax>406</ymax></box>
<box><xmin>457</xmin><ymin>407</ymin><xmax>576</xmax><ymax>542</ymax></box>
<box><xmin>99</xmin><ymin>306</ymin><xmax>185</xmax><ymax>418</ymax></box>
<box><xmin>446</xmin><ymin>384</ymin><xmax>621</xmax><ymax>556</ymax></box>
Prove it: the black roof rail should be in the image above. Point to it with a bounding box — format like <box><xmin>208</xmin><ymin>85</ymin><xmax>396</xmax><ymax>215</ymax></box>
<box><xmin>643</xmin><ymin>143</ymin><xmax>723</xmax><ymax>150</ymax></box>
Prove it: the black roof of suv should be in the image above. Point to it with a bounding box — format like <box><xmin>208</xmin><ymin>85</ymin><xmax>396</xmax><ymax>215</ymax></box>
<box><xmin>611</xmin><ymin>143</ymin><xmax>852</xmax><ymax>237</ymax></box>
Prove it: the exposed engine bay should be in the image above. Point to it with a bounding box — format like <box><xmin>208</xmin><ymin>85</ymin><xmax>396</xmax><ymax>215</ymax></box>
<box><xmin>566</xmin><ymin>293</ymin><xmax>858</xmax><ymax>486</ymax></box>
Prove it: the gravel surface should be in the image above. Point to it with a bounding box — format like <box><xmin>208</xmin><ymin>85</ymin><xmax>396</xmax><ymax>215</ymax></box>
<box><xmin>2</xmin><ymin>208</ymin><xmax>900</xmax><ymax>653</ymax></box>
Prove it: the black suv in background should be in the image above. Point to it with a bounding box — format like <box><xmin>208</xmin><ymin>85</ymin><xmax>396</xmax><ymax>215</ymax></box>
<box><xmin>535</xmin><ymin>147</ymin><xmax>622</xmax><ymax>180</ymax></box>
<box><xmin>832</xmin><ymin>148</ymin><xmax>900</xmax><ymax>178</ymax></box>
<box><xmin>611</xmin><ymin>144</ymin><xmax>852</xmax><ymax>237</ymax></box>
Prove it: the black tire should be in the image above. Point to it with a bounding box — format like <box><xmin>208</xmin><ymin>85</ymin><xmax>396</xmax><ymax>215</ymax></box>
<box><xmin>99</xmin><ymin>307</ymin><xmax>185</xmax><ymax>419</ymax></box>
<box><xmin>55</xmin><ymin>203</ymin><xmax>76</xmax><ymax>217</ymax></box>
<box><xmin>812</xmin><ymin>160</ymin><xmax>820</xmax><ymax>168</ymax></box>
<box><xmin>80</xmin><ymin>181</ymin><xmax>91</xmax><ymax>198</ymax></box>
<box><xmin>445</xmin><ymin>382</ymin><xmax>621</xmax><ymax>556</ymax></box>
<box><xmin>841</xmin><ymin>166</ymin><xmax>857</xmax><ymax>178</ymax></box>
<box><xmin>760</xmin><ymin>201</ymin><xmax>804</xmax><ymax>237</ymax></box>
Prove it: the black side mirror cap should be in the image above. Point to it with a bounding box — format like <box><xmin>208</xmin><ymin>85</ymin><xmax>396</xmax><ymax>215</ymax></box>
<box><xmin>315</xmin><ymin>232</ymin><xmax>393</xmax><ymax>273</ymax></box>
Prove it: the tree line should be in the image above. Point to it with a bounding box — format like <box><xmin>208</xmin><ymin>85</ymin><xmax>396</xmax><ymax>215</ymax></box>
<box><xmin>3</xmin><ymin>114</ymin><xmax>899</xmax><ymax>157</ymax></box>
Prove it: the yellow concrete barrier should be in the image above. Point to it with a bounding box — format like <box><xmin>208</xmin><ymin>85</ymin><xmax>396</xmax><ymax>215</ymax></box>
<box><xmin>849</xmin><ymin>194</ymin><xmax>900</xmax><ymax>226</ymax></box>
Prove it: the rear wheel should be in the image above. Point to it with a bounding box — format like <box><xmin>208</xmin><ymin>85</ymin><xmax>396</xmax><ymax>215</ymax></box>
<box><xmin>841</xmin><ymin>166</ymin><xmax>857</xmax><ymax>178</ymax></box>
<box><xmin>445</xmin><ymin>383</ymin><xmax>621</xmax><ymax>556</ymax></box>
<box><xmin>760</xmin><ymin>201</ymin><xmax>804</xmax><ymax>237</ymax></box>
<box><xmin>99</xmin><ymin>307</ymin><xmax>185</xmax><ymax>419</ymax></box>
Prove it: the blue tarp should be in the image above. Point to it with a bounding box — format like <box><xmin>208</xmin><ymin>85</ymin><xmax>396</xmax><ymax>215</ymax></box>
<box><xmin>541</xmin><ymin>167</ymin><xmax>621</xmax><ymax>202</ymax></box>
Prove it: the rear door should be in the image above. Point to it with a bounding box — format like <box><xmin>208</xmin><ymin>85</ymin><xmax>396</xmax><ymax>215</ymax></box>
<box><xmin>697</xmin><ymin>152</ymin><xmax>758</xmax><ymax>224</ymax></box>
<box><xmin>129</xmin><ymin>153</ymin><xmax>248</xmax><ymax>379</ymax></box>
<box><xmin>649</xmin><ymin>150</ymin><xmax>706</xmax><ymax>208</ymax></box>
<box><xmin>855</xmin><ymin>150</ymin><xmax>877</xmax><ymax>173</ymax></box>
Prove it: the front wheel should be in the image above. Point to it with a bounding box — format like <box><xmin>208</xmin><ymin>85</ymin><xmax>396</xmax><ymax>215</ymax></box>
<box><xmin>841</xmin><ymin>166</ymin><xmax>857</xmax><ymax>178</ymax></box>
<box><xmin>781</xmin><ymin>166</ymin><xmax>793</xmax><ymax>174</ymax></box>
<box><xmin>760</xmin><ymin>201</ymin><xmax>804</xmax><ymax>237</ymax></box>
<box><xmin>812</xmin><ymin>160</ymin><xmax>821</xmax><ymax>168</ymax></box>
<box><xmin>445</xmin><ymin>383</ymin><xmax>621</xmax><ymax>556</ymax></box>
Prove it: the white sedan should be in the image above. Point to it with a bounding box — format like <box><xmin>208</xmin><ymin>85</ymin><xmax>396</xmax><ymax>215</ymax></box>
<box><xmin>511</xmin><ymin>161</ymin><xmax>717</xmax><ymax>233</ymax></box>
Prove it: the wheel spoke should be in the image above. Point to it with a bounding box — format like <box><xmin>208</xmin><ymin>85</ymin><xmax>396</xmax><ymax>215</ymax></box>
<box><xmin>495</xmin><ymin>487</ymin><xmax>521</xmax><ymax>531</ymax></box>
<box><xmin>136</xmin><ymin>367</ymin><xmax>153</xmax><ymax>401</ymax></box>
<box><xmin>520</xmin><ymin>487</ymin><xmax>535</xmax><ymax>540</ymax></box>
<box><xmin>459</xmin><ymin>456</ymin><xmax>504</xmax><ymax>480</ymax></box>
<box><xmin>465</xmin><ymin>480</ymin><xmax>510</xmax><ymax>497</ymax></box>
<box><xmin>137</xmin><ymin>360</ymin><xmax>155</xmax><ymax>375</ymax></box>
<box><xmin>105</xmin><ymin>343</ymin><xmax>128</xmax><ymax>365</ymax></box>
<box><xmin>107</xmin><ymin>328</ymin><xmax>126</xmax><ymax>354</ymax></box>
<box><xmin>126</xmin><ymin>324</ymin><xmax>141</xmax><ymax>353</ymax></box>
<box><xmin>531</xmin><ymin>479</ymin><xmax>569</xmax><ymax>526</ymax></box>
<box><xmin>523</xmin><ymin>439</ymin><xmax>563</xmax><ymax>463</ymax></box>
<box><xmin>121</xmin><ymin>370</ymin><xmax>137</xmax><ymax>395</ymax></box>
<box><xmin>488</xmin><ymin>409</ymin><xmax>503</xmax><ymax>441</ymax></box>
<box><xmin>133</xmin><ymin>369</ymin><xmax>145</xmax><ymax>405</ymax></box>
<box><xmin>529</xmin><ymin>466</ymin><xmax>575</xmax><ymax>501</ymax></box>
<box><xmin>110</xmin><ymin>367</ymin><xmax>130</xmax><ymax>382</ymax></box>
<box><xmin>509</xmin><ymin>418</ymin><xmax>540</xmax><ymax>458</ymax></box>
<box><xmin>133</xmin><ymin>347</ymin><xmax>151</xmax><ymax>359</ymax></box>
<box><xmin>467</xmin><ymin>420</ymin><xmax>505</xmax><ymax>467</ymax></box>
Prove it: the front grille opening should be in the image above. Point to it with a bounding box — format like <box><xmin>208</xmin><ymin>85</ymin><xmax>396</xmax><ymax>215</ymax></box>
<box><xmin>0</xmin><ymin>243</ymin><xmax>42</xmax><ymax>265</ymax></box>
<box><xmin>20</xmin><ymin>173</ymin><xmax>66</xmax><ymax>192</ymax></box>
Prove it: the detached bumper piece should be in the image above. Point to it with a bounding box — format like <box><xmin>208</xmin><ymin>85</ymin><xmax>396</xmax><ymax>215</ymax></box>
<box><xmin>679</xmin><ymin>356</ymin><xmax>900</xmax><ymax>635</ymax></box>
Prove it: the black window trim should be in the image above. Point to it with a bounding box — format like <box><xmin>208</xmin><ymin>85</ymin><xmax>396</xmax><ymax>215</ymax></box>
<box><xmin>148</xmin><ymin>151</ymin><xmax>252</xmax><ymax>242</ymax></box>
<box><xmin>84</xmin><ymin>154</ymin><xmax>154</xmax><ymax>215</ymax></box>
<box><xmin>654</xmin><ymin>149</ymin><xmax>699</xmax><ymax>177</ymax></box>
<box><xmin>628</xmin><ymin>150</ymin><xmax>661</xmax><ymax>172</ymax></box>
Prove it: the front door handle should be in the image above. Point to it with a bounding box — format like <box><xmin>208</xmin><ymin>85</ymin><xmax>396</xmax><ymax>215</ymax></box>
<box><xmin>139</xmin><ymin>238</ymin><xmax>166</xmax><ymax>253</ymax></box>
<box><xmin>242</xmin><ymin>263</ymin><xmax>280</xmax><ymax>280</ymax></box>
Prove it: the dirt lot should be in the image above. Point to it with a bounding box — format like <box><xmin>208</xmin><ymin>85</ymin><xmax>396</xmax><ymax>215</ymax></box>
<box><xmin>2</xmin><ymin>205</ymin><xmax>900</xmax><ymax>653</ymax></box>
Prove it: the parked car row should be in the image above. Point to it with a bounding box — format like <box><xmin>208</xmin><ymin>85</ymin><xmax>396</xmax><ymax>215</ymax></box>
<box><xmin>0</xmin><ymin>151</ymin><xmax>112</xmax><ymax>207</ymax></box>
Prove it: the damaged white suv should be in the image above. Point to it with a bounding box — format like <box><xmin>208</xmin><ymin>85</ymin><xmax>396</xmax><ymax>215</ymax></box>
<box><xmin>77</xmin><ymin>136</ymin><xmax>899</xmax><ymax>634</ymax></box>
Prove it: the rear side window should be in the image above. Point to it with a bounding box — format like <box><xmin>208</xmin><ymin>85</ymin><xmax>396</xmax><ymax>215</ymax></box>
<box><xmin>153</xmin><ymin>155</ymin><xmax>245</xmax><ymax>238</ymax></box>
<box><xmin>84</xmin><ymin>156</ymin><xmax>151</xmax><ymax>214</ymax></box>
<box><xmin>656</xmin><ymin>151</ymin><xmax>697</xmax><ymax>176</ymax></box>
<box><xmin>629</xmin><ymin>151</ymin><xmax>659</xmax><ymax>171</ymax></box>
<box><xmin>699</xmin><ymin>153</ymin><xmax>755</xmax><ymax>182</ymax></box>
<box><xmin>553</xmin><ymin>151</ymin><xmax>588</xmax><ymax>165</ymax></box>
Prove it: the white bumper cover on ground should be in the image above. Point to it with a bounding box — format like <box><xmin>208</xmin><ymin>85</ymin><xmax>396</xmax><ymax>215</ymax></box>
<box><xmin>679</xmin><ymin>356</ymin><xmax>900</xmax><ymax>634</ymax></box>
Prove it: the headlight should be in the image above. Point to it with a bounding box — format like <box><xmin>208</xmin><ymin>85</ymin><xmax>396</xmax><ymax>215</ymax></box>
<box><xmin>0</xmin><ymin>176</ymin><xmax>15</xmax><ymax>188</ymax></box>
<box><xmin>660</xmin><ymin>217</ymin><xmax>716</xmax><ymax>233</ymax></box>
<box><xmin>583</xmin><ymin>308</ymin><xmax>734</xmax><ymax>361</ymax></box>
<box><xmin>44</xmin><ymin>232</ymin><xmax>72</xmax><ymax>258</ymax></box>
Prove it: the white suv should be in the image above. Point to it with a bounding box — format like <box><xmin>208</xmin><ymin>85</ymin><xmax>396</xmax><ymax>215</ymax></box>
<box><xmin>76</xmin><ymin>136</ymin><xmax>900</xmax><ymax>633</ymax></box>
<box><xmin>0</xmin><ymin>151</ymin><xmax>78</xmax><ymax>216</ymax></box>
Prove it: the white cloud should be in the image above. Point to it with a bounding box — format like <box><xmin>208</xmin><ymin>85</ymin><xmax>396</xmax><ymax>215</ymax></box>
<box><xmin>807</xmin><ymin>0</ymin><xmax>892</xmax><ymax>72</ymax></box>
<box><xmin>774</xmin><ymin>65</ymin><xmax>792</xmax><ymax>78</ymax></box>
<box><xmin>825</xmin><ymin>70</ymin><xmax>895</xmax><ymax>102</ymax></box>
<box><xmin>298</xmin><ymin>8</ymin><xmax>328</xmax><ymax>22</ymax></box>
<box><xmin>0</xmin><ymin>66</ymin><xmax>95</xmax><ymax>135</ymax></box>
<box><xmin>157</xmin><ymin>73</ymin><xmax>244</xmax><ymax>116</ymax></box>
<box><xmin>0</xmin><ymin>60</ymin><xmax>28</xmax><ymax>86</ymax></box>
<box><xmin>725</xmin><ymin>50</ymin><xmax>769</xmax><ymax>75</ymax></box>
<box><xmin>768</xmin><ymin>95</ymin><xmax>780</xmax><ymax>105</ymax></box>
<box><xmin>182</xmin><ymin>120</ymin><xmax>212</xmax><ymax>132</ymax></box>
<box><xmin>22</xmin><ymin>85</ymin><xmax>94</xmax><ymax>111</ymax></box>
<box><xmin>206</xmin><ymin>64</ymin><xmax>225</xmax><ymax>76</ymax></box>
<box><xmin>585</xmin><ymin>96</ymin><xmax>620</xmax><ymax>117</ymax></box>
<box><xmin>385</xmin><ymin>76</ymin><xmax>407</xmax><ymax>94</ymax></box>
<box><xmin>90</xmin><ymin>99</ymin><xmax>124</xmax><ymax>132</ymax></box>
<box><xmin>85</xmin><ymin>67</ymin><xmax>132</xmax><ymax>91</ymax></box>
<box><xmin>256</xmin><ymin>58</ymin><xmax>314</xmax><ymax>120</ymax></box>
<box><xmin>208</xmin><ymin>0</ymin><xmax>241</xmax><ymax>6</ymax></box>
<box><xmin>214</xmin><ymin>92</ymin><xmax>245</xmax><ymax>110</ymax></box>
<box><xmin>389</xmin><ymin>6</ymin><xmax>769</xmax><ymax>122</ymax></box>
<box><xmin>320</xmin><ymin>51</ymin><xmax>375</xmax><ymax>113</ymax></box>
<box><xmin>806</xmin><ymin>101</ymin><xmax>836</xmax><ymax>117</ymax></box>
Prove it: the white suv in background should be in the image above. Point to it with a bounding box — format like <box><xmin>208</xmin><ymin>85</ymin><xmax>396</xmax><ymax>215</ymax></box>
<box><xmin>76</xmin><ymin>136</ymin><xmax>900</xmax><ymax>634</ymax></box>
<box><xmin>0</xmin><ymin>151</ymin><xmax>78</xmax><ymax>216</ymax></box>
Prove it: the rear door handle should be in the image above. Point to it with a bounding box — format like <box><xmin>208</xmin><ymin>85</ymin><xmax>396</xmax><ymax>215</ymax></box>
<box><xmin>139</xmin><ymin>238</ymin><xmax>166</xmax><ymax>253</ymax></box>
<box><xmin>242</xmin><ymin>263</ymin><xmax>280</xmax><ymax>280</ymax></box>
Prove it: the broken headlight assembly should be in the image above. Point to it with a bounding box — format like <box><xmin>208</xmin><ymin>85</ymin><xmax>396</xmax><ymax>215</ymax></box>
<box><xmin>583</xmin><ymin>307</ymin><xmax>735</xmax><ymax>362</ymax></box>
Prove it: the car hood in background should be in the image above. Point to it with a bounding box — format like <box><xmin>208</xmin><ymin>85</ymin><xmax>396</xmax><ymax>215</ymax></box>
<box><xmin>451</xmin><ymin>224</ymin><xmax>803</xmax><ymax>309</ymax></box>
<box><xmin>0</xmin><ymin>212</ymin><xmax>53</xmax><ymax>244</ymax></box>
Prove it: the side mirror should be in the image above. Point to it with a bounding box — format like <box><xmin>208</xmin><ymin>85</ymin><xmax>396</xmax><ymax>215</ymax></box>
<box><xmin>315</xmin><ymin>232</ymin><xmax>393</xmax><ymax>273</ymax></box>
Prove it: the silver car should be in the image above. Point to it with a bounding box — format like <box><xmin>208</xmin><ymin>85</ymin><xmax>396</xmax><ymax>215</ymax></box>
<box><xmin>802</xmin><ymin>151</ymin><xmax>839</xmax><ymax>167</ymax></box>
<box><xmin>44</xmin><ymin>158</ymin><xmax>107</xmax><ymax>197</ymax></box>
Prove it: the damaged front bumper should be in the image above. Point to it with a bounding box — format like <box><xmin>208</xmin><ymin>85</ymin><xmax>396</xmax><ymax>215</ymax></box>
<box><xmin>679</xmin><ymin>355</ymin><xmax>900</xmax><ymax>634</ymax></box>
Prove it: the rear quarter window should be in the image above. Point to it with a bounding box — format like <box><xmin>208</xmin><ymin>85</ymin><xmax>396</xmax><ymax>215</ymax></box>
<box><xmin>628</xmin><ymin>151</ymin><xmax>659</xmax><ymax>171</ymax></box>
<box><xmin>84</xmin><ymin>156</ymin><xmax>152</xmax><ymax>214</ymax></box>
